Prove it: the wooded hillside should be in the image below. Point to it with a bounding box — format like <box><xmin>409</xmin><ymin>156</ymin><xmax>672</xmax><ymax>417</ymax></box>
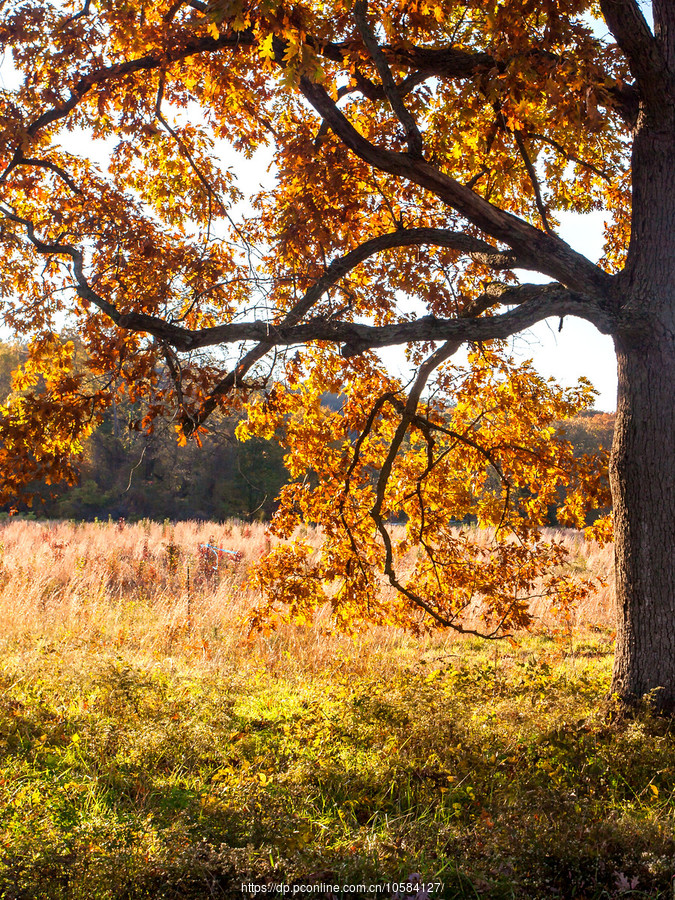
<box><xmin>1</xmin><ymin>341</ymin><xmax>613</xmax><ymax>522</ymax></box>
<box><xmin>0</xmin><ymin>341</ymin><xmax>287</xmax><ymax>520</ymax></box>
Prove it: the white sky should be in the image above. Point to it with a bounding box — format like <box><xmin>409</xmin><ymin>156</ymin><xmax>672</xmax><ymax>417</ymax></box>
<box><xmin>510</xmin><ymin>211</ymin><xmax>617</xmax><ymax>411</ymax></box>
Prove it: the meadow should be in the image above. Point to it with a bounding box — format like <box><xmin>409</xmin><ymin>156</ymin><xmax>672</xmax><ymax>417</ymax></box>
<box><xmin>0</xmin><ymin>519</ymin><xmax>673</xmax><ymax>899</ymax></box>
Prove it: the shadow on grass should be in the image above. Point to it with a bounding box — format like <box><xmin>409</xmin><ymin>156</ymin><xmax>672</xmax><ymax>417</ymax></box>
<box><xmin>0</xmin><ymin>640</ymin><xmax>674</xmax><ymax>899</ymax></box>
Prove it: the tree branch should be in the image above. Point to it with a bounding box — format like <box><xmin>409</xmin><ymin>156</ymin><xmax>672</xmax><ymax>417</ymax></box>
<box><xmin>653</xmin><ymin>0</ymin><xmax>675</xmax><ymax>71</ymax></box>
<box><xmin>300</xmin><ymin>29</ymin><xmax>638</xmax><ymax>125</ymax></box>
<box><xmin>114</xmin><ymin>284</ymin><xmax>614</xmax><ymax>353</ymax></box>
<box><xmin>2</xmin><ymin>17</ymin><xmax>629</xmax><ymax>294</ymax></box>
<box><xmin>12</xmin><ymin>30</ymin><xmax>257</xmax><ymax>150</ymax></box>
<box><xmin>599</xmin><ymin>0</ymin><xmax>668</xmax><ymax>108</ymax></box>
<box><xmin>369</xmin><ymin>42</ymin><xmax>639</xmax><ymax>127</ymax></box>
<box><xmin>353</xmin><ymin>0</ymin><xmax>423</xmax><ymax>157</ymax></box>
<box><xmin>0</xmin><ymin>207</ymin><xmax>617</xmax><ymax>358</ymax></box>
<box><xmin>57</xmin><ymin>0</ymin><xmax>93</xmax><ymax>29</ymax></box>
<box><xmin>1</xmin><ymin>150</ymin><xmax>83</xmax><ymax>194</ymax></box>
<box><xmin>368</xmin><ymin>340</ymin><xmax>487</xmax><ymax>633</ymax></box>
<box><xmin>525</xmin><ymin>131</ymin><xmax>611</xmax><ymax>182</ymax></box>
<box><xmin>187</xmin><ymin>229</ymin><xmax>521</xmax><ymax>427</ymax></box>
<box><xmin>8</xmin><ymin>11</ymin><xmax>637</xmax><ymax>164</ymax></box>
<box><xmin>512</xmin><ymin>130</ymin><xmax>553</xmax><ymax>236</ymax></box>
<box><xmin>297</xmin><ymin>76</ymin><xmax>613</xmax><ymax>300</ymax></box>
<box><xmin>340</xmin><ymin>332</ymin><xmax>517</xmax><ymax>637</ymax></box>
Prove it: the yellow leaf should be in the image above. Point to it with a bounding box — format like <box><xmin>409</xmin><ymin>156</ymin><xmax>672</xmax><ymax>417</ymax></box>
<box><xmin>259</xmin><ymin>33</ymin><xmax>275</xmax><ymax>61</ymax></box>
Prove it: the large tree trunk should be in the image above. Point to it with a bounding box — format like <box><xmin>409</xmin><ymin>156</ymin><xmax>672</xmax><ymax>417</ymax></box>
<box><xmin>610</xmin><ymin>333</ymin><xmax>675</xmax><ymax>710</ymax></box>
<box><xmin>609</xmin><ymin>120</ymin><xmax>675</xmax><ymax>710</ymax></box>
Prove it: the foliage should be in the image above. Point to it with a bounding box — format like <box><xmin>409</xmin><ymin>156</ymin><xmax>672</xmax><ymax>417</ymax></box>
<box><xmin>241</xmin><ymin>349</ymin><xmax>610</xmax><ymax>634</ymax></box>
<box><xmin>0</xmin><ymin>0</ymin><xmax>652</xmax><ymax>638</ymax></box>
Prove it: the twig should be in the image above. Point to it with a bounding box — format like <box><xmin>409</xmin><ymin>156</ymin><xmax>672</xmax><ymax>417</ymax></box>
<box><xmin>513</xmin><ymin>129</ymin><xmax>554</xmax><ymax>236</ymax></box>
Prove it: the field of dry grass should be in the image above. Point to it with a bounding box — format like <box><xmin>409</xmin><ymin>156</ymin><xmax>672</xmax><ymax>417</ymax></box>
<box><xmin>0</xmin><ymin>518</ymin><xmax>615</xmax><ymax>663</ymax></box>
<box><xmin>0</xmin><ymin>518</ymin><xmax>269</xmax><ymax>660</ymax></box>
<box><xmin>8</xmin><ymin>520</ymin><xmax>671</xmax><ymax>900</ymax></box>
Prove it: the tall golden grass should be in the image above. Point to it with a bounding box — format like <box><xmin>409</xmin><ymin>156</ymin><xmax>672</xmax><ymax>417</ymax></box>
<box><xmin>0</xmin><ymin>519</ymin><xmax>615</xmax><ymax>666</ymax></box>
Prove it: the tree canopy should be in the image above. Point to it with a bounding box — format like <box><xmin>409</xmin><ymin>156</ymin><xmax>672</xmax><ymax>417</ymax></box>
<box><xmin>1</xmin><ymin>1</ymin><xmax>672</xmax><ymax>687</ymax></box>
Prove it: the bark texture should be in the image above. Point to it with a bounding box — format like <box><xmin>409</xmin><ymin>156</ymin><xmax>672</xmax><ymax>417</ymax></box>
<box><xmin>611</xmin><ymin>335</ymin><xmax>675</xmax><ymax>709</ymax></box>
<box><xmin>610</xmin><ymin>119</ymin><xmax>675</xmax><ymax>710</ymax></box>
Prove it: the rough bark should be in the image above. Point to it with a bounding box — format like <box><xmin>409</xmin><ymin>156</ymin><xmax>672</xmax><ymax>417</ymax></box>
<box><xmin>610</xmin><ymin>333</ymin><xmax>675</xmax><ymax>709</ymax></box>
<box><xmin>610</xmin><ymin>121</ymin><xmax>675</xmax><ymax>710</ymax></box>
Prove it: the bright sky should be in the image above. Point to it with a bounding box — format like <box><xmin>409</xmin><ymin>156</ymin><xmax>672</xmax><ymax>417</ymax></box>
<box><xmin>510</xmin><ymin>211</ymin><xmax>617</xmax><ymax>412</ymax></box>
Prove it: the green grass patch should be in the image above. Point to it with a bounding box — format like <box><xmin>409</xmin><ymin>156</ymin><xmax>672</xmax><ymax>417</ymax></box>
<box><xmin>1</xmin><ymin>635</ymin><xmax>674</xmax><ymax>899</ymax></box>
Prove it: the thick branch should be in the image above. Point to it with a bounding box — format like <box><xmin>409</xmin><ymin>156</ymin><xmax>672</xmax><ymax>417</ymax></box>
<box><xmin>8</xmin><ymin>11</ymin><xmax>637</xmax><ymax>164</ymax></box>
<box><xmin>0</xmin><ymin>0</ymin><xmax>638</xmax><ymax>253</ymax></box>
<box><xmin>369</xmin><ymin>43</ymin><xmax>639</xmax><ymax>127</ymax></box>
<box><xmin>4</xmin><ymin>150</ymin><xmax>83</xmax><ymax>195</ymax></box>
<box><xmin>188</xmin><ymin>228</ymin><xmax>520</xmax><ymax>427</ymax></box>
<box><xmin>0</xmin><ymin>206</ymin><xmax>121</xmax><ymax>321</ymax></box>
<box><xmin>297</xmin><ymin>76</ymin><xmax>613</xmax><ymax>300</ymax></box>
<box><xmin>115</xmin><ymin>285</ymin><xmax>617</xmax><ymax>351</ymax></box>
<box><xmin>0</xmin><ymin>206</ymin><xmax>617</xmax><ymax>357</ymax></box>
<box><xmin>653</xmin><ymin>0</ymin><xmax>675</xmax><ymax>72</ymax></box>
<box><xmin>0</xmin><ymin>209</ymin><xmax>522</xmax><ymax>324</ymax></box>
<box><xmin>599</xmin><ymin>0</ymin><xmax>669</xmax><ymax>109</ymax></box>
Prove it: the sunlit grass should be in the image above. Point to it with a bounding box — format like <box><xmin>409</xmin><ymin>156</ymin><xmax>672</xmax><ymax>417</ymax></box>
<box><xmin>0</xmin><ymin>520</ymin><xmax>672</xmax><ymax>898</ymax></box>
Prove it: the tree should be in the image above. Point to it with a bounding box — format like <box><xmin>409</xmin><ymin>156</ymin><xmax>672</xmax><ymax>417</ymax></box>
<box><xmin>0</xmin><ymin>0</ymin><xmax>671</xmax><ymax>706</ymax></box>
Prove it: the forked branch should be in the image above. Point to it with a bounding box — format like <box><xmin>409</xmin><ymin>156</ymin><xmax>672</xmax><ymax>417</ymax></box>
<box><xmin>599</xmin><ymin>0</ymin><xmax>669</xmax><ymax>111</ymax></box>
<box><xmin>0</xmin><ymin>207</ymin><xmax>618</xmax><ymax>366</ymax></box>
<box><xmin>297</xmin><ymin>75</ymin><xmax>613</xmax><ymax>299</ymax></box>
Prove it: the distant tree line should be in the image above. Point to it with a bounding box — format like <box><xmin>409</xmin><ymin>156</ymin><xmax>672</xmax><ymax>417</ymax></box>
<box><xmin>0</xmin><ymin>341</ymin><xmax>614</xmax><ymax>522</ymax></box>
<box><xmin>0</xmin><ymin>341</ymin><xmax>287</xmax><ymax>521</ymax></box>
